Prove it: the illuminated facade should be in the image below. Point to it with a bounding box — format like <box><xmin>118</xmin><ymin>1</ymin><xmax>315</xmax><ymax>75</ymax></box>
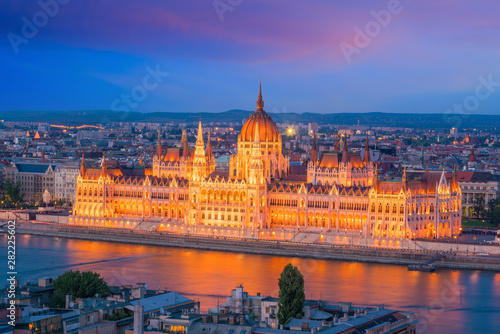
<box><xmin>71</xmin><ymin>85</ymin><xmax>461</xmax><ymax>240</ymax></box>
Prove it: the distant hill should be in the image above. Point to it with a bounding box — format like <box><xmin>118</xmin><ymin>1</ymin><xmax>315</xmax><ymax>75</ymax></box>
<box><xmin>1</xmin><ymin>110</ymin><xmax>499</xmax><ymax>130</ymax></box>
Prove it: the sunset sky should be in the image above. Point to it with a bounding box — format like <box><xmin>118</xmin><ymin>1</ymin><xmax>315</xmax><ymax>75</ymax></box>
<box><xmin>1</xmin><ymin>0</ymin><xmax>499</xmax><ymax>114</ymax></box>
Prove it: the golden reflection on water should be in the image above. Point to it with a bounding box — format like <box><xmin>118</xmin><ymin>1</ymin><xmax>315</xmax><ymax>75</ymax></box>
<box><xmin>8</xmin><ymin>236</ymin><xmax>500</xmax><ymax>334</ymax></box>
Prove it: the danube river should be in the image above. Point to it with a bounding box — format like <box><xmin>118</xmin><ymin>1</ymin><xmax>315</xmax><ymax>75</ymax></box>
<box><xmin>2</xmin><ymin>235</ymin><xmax>499</xmax><ymax>333</ymax></box>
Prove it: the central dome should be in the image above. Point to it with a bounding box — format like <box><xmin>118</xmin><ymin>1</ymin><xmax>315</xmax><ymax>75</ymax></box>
<box><xmin>239</xmin><ymin>84</ymin><xmax>280</xmax><ymax>142</ymax></box>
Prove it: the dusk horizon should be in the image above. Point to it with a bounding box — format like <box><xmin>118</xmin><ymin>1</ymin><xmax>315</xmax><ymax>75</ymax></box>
<box><xmin>2</xmin><ymin>0</ymin><xmax>500</xmax><ymax>114</ymax></box>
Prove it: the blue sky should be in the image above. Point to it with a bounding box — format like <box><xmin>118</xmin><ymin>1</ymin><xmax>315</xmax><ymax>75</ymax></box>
<box><xmin>1</xmin><ymin>0</ymin><xmax>500</xmax><ymax>114</ymax></box>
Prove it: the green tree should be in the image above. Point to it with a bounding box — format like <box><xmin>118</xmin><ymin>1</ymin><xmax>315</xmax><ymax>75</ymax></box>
<box><xmin>3</xmin><ymin>178</ymin><xmax>24</xmax><ymax>205</ymax></box>
<box><xmin>278</xmin><ymin>263</ymin><xmax>305</xmax><ymax>326</ymax></box>
<box><xmin>472</xmin><ymin>194</ymin><xmax>486</xmax><ymax>219</ymax></box>
<box><xmin>486</xmin><ymin>197</ymin><xmax>500</xmax><ymax>226</ymax></box>
<box><xmin>52</xmin><ymin>270</ymin><xmax>111</xmax><ymax>307</ymax></box>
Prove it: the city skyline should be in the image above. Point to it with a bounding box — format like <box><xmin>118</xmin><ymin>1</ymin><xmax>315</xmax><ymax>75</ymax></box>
<box><xmin>1</xmin><ymin>0</ymin><xmax>500</xmax><ymax>114</ymax></box>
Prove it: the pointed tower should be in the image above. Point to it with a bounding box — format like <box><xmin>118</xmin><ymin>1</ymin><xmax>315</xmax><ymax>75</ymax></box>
<box><xmin>311</xmin><ymin>129</ymin><xmax>318</xmax><ymax>164</ymax></box>
<box><xmin>79</xmin><ymin>154</ymin><xmax>86</xmax><ymax>178</ymax></box>
<box><xmin>364</xmin><ymin>133</ymin><xmax>370</xmax><ymax>163</ymax></box>
<box><xmin>334</xmin><ymin>134</ymin><xmax>340</xmax><ymax>152</ymax></box>
<box><xmin>182</xmin><ymin>130</ymin><xmax>189</xmax><ymax>159</ymax></box>
<box><xmin>156</xmin><ymin>130</ymin><xmax>163</xmax><ymax>160</ymax></box>
<box><xmin>341</xmin><ymin>136</ymin><xmax>350</xmax><ymax>164</ymax></box>
<box><xmin>194</xmin><ymin>117</ymin><xmax>205</xmax><ymax>157</ymax></box>
<box><xmin>402</xmin><ymin>166</ymin><xmax>407</xmax><ymax>192</ymax></box>
<box><xmin>420</xmin><ymin>144</ymin><xmax>425</xmax><ymax>168</ymax></box>
<box><xmin>100</xmin><ymin>154</ymin><xmax>107</xmax><ymax>177</ymax></box>
<box><xmin>373</xmin><ymin>163</ymin><xmax>379</xmax><ymax>192</ymax></box>
<box><xmin>206</xmin><ymin>132</ymin><xmax>213</xmax><ymax>160</ymax></box>
<box><xmin>192</xmin><ymin>118</ymin><xmax>207</xmax><ymax>182</ymax></box>
<box><xmin>452</xmin><ymin>164</ymin><xmax>459</xmax><ymax>192</ymax></box>
<box><xmin>139</xmin><ymin>155</ymin><xmax>144</xmax><ymax>166</ymax></box>
<box><xmin>425</xmin><ymin>164</ymin><xmax>429</xmax><ymax>172</ymax></box>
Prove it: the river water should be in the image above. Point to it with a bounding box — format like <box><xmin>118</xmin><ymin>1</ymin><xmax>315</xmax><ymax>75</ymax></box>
<box><xmin>1</xmin><ymin>234</ymin><xmax>499</xmax><ymax>333</ymax></box>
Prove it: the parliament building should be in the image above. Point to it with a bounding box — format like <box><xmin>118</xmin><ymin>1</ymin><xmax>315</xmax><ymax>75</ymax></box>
<box><xmin>71</xmin><ymin>85</ymin><xmax>462</xmax><ymax>243</ymax></box>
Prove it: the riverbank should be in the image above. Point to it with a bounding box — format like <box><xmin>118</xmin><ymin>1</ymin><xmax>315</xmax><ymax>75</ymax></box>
<box><xmin>12</xmin><ymin>221</ymin><xmax>500</xmax><ymax>272</ymax></box>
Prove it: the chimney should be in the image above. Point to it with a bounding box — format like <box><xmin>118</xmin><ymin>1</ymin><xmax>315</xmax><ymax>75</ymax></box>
<box><xmin>239</xmin><ymin>315</ymin><xmax>245</xmax><ymax>325</ymax></box>
<box><xmin>202</xmin><ymin>315</ymin><xmax>207</xmax><ymax>323</ymax></box>
<box><xmin>228</xmin><ymin>315</ymin><xmax>235</xmax><ymax>325</ymax></box>
<box><xmin>213</xmin><ymin>315</ymin><xmax>219</xmax><ymax>324</ymax></box>
<box><xmin>302</xmin><ymin>322</ymin><xmax>309</xmax><ymax>331</ymax></box>
<box><xmin>134</xmin><ymin>302</ymin><xmax>144</xmax><ymax>334</ymax></box>
<box><xmin>257</xmin><ymin>292</ymin><xmax>261</xmax><ymax>296</ymax></box>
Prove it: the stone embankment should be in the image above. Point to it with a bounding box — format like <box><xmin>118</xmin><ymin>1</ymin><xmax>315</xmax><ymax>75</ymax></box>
<box><xmin>11</xmin><ymin>221</ymin><xmax>500</xmax><ymax>272</ymax></box>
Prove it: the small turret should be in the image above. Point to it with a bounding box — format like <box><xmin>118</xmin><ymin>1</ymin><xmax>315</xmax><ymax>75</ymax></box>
<box><xmin>452</xmin><ymin>164</ymin><xmax>459</xmax><ymax>192</ymax></box>
<box><xmin>311</xmin><ymin>129</ymin><xmax>318</xmax><ymax>164</ymax></box>
<box><xmin>402</xmin><ymin>166</ymin><xmax>407</xmax><ymax>192</ymax></box>
<box><xmin>79</xmin><ymin>154</ymin><xmax>86</xmax><ymax>178</ymax></box>
<box><xmin>364</xmin><ymin>133</ymin><xmax>370</xmax><ymax>163</ymax></box>
<box><xmin>182</xmin><ymin>130</ymin><xmax>189</xmax><ymax>158</ymax></box>
<box><xmin>156</xmin><ymin>130</ymin><xmax>163</xmax><ymax>160</ymax></box>
<box><xmin>373</xmin><ymin>163</ymin><xmax>379</xmax><ymax>191</ymax></box>
<box><xmin>341</xmin><ymin>135</ymin><xmax>350</xmax><ymax>164</ymax></box>
<box><xmin>206</xmin><ymin>132</ymin><xmax>213</xmax><ymax>160</ymax></box>
<box><xmin>334</xmin><ymin>134</ymin><xmax>340</xmax><ymax>152</ymax></box>
<box><xmin>100</xmin><ymin>154</ymin><xmax>107</xmax><ymax>177</ymax></box>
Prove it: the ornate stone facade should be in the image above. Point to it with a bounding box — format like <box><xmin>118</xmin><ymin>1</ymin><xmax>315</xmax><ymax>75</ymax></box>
<box><xmin>71</xmin><ymin>85</ymin><xmax>462</xmax><ymax>240</ymax></box>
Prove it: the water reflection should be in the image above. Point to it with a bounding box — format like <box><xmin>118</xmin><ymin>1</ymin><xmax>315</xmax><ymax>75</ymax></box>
<box><xmin>1</xmin><ymin>235</ymin><xmax>498</xmax><ymax>334</ymax></box>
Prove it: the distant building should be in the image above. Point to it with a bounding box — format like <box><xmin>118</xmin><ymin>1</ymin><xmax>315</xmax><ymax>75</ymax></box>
<box><xmin>54</xmin><ymin>163</ymin><xmax>80</xmax><ymax>204</ymax></box>
<box><xmin>449</xmin><ymin>171</ymin><xmax>499</xmax><ymax>218</ymax></box>
<box><xmin>201</xmin><ymin>285</ymin><xmax>418</xmax><ymax>334</ymax></box>
<box><xmin>3</xmin><ymin>162</ymin><xmax>57</xmax><ymax>203</ymax></box>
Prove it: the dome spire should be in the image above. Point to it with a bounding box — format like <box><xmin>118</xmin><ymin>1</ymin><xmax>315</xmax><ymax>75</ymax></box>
<box><xmin>256</xmin><ymin>81</ymin><xmax>264</xmax><ymax>111</ymax></box>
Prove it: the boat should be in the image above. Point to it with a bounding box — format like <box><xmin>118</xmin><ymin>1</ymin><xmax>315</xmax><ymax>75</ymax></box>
<box><xmin>407</xmin><ymin>264</ymin><xmax>436</xmax><ymax>272</ymax></box>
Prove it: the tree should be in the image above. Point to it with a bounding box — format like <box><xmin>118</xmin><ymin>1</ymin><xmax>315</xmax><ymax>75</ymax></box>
<box><xmin>486</xmin><ymin>197</ymin><xmax>500</xmax><ymax>227</ymax></box>
<box><xmin>472</xmin><ymin>194</ymin><xmax>486</xmax><ymax>219</ymax></box>
<box><xmin>52</xmin><ymin>270</ymin><xmax>111</xmax><ymax>307</ymax></box>
<box><xmin>3</xmin><ymin>178</ymin><xmax>24</xmax><ymax>206</ymax></box>
<box><xmin>278</xmin><ymin>263</ymin><xmax>305</xmax><ymax>326</ymax></box>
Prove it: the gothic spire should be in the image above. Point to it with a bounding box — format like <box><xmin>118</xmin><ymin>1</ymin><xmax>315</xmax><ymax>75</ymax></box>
<box><xmin>156</xmin><ymin>130</ymin><xmax>162</xmax><ymax>159</ymax></box>
<box><xmin>196</xmin><ymin>117</ymin><xmax>204</xmax><ymax>146</ymax></box>
<box><xmin>364</xmin><ymin>133</ymin><xmax>370</xmax><ymax>163</ymax></box>
<box><xmin>402</xmin><ymin>166</ymin><xmax>408</xmax><ymax>192</ymax></box>
<box><xmin>311</xmin><ymin>129</ymin><xmax>318</xmax><ymax>163</ymax></box>
<box><xmin>101</xmin><ymin>154</ymin><xmax>107</xmax><ymax>177</ymax></box>
<box><xmin>80</xmin><ymin>154</ymin><xmax>86</xmax><ymax>177</ymax></box>
<box><xmin>341</xmin><ymin>135</ymin><xmax>349</xmax><ymax>164</ymax></box>
<box><xmin>256</xmin><ymin>81</ymin><xmax>264</xmax><ymax>111</ymax></box>
<box><xmin>182</xmin><ymin>130</ymin><xmax>189</xmax><ymax>158</ymax></box>
<box><xmin>334</xmin><ymin>134</ymin><xmax>340</xmax><ymax>151</ymax></box>
<box><xmin>206</xmin><ymin>131</ymin><xmax>213</xmax><ymax>160</ymax></box>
